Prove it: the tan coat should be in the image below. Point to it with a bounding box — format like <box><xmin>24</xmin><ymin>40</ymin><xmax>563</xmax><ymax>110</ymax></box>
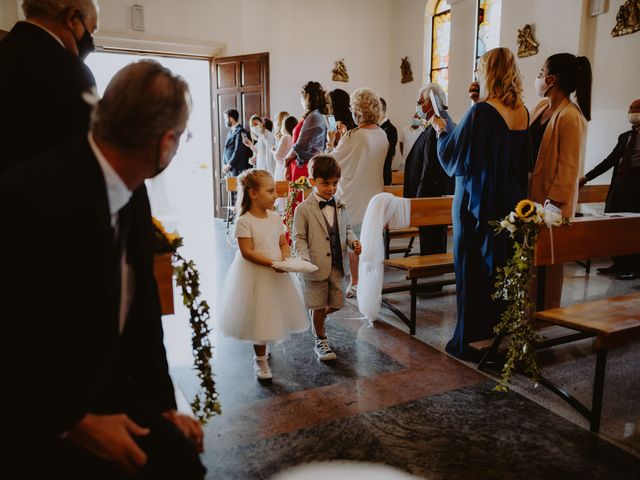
<box><xmin>529</xmin><ymin>98</ymin><xmax>587</xmax><ymax>217</ymax></box>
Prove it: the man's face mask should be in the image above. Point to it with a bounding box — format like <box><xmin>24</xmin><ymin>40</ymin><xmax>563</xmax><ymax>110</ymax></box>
<box><xmin>76</xmin><ymin>16</ymin><xmax>95</xmax><ymax>60</ymax></box>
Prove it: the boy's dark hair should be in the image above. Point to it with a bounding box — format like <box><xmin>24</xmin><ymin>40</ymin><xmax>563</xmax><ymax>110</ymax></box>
<box><xmin>309</xmin><ymin>155</ymin><xmax>341</xmax><ymax>180</ymax></box>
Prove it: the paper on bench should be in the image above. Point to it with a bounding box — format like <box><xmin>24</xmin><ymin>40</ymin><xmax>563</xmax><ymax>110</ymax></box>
<box><xmin>358</xmin><ymin>193</ymin><xmax>411</xmax><ymax>322</ymax></box>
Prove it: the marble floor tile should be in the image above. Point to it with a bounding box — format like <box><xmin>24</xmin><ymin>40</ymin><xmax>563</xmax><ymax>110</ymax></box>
<box><xmin>203</xmin><ymin>382</ymin><xmax>640</xmax><ymax>480</ymax></box>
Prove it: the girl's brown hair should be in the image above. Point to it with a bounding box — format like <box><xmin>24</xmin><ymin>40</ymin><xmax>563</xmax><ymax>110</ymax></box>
<box><xmin>236</xmin><ymin>169</ymin><xmax>272</xmax><ymax>215</ymax></box>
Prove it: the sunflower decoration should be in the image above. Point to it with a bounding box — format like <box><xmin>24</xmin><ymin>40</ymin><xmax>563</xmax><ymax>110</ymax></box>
<box><xmin>515</xmin><ymin>199</ymin><xmax>537</xmax><ymax>222</ymax></box>
<box><xmin>489</xmin><ymin>198</ymin><xmax>570</xmax><ymax>392</ymax></box>
<box><xmin>152</xmin><ymin>217</ymin><xmax>183</xmax><ymax>253</ymax></box>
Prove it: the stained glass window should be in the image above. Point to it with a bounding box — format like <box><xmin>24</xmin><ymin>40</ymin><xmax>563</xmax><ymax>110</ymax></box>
<box><xmin>430</xmin><ymin>0</ymin><xmax>451</xmax><ymax>93</ymax></box>
<box><xmin>476</xmin><ymin>0</ymin><xmax>502</xmax><ymax>65</ymax></box>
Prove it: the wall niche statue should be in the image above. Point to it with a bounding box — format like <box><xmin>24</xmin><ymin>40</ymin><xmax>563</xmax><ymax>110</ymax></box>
<box><xmin>400</xmin><ymin>57</ymin><xmax>413</xmax><ymax>84</ymax></box>
<box><xmin>332</xmin><ymin>59</ymin><xmax>349</xmax><ymax>82</ymax></box>
<box><xmin>517</xmin><ymin>24</ymin><xmax>539</xmax><ymax>58</ymax></box>
<box><xmin>611</xmin><ymin>0</ymin><xmax>640</xmax><ymax>37</ymax></box>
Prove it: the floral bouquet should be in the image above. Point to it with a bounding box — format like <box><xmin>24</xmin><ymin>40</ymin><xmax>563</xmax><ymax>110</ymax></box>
<box><xmin>283</xmin><ymin>176</ymin><xmax>312</xmax><ymax>238</ymax></box>
<box><xmin>489</xmin><ymin>199</ymin><xmax>569</xmax><ymax>391</ymax></box>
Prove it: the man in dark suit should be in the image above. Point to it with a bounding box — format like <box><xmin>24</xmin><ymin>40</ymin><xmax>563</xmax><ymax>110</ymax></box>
<box><xmin>379</xmin><ymin>98</ymin><xmax>398</xmax><ymax>185</ymax></box>
<box><xmin>580</xmin><ymin>98</ymin><xmax>640</xmax><ymax>280</ymax></box>
<box><xmin>405</xmin><ymin>84</ymin><xmax>454</xmax><ymax>255</ymax></box>
<box><xmin>222</xmin><ymin>108</ymin><xmax>252</xmax><ymax>176</ymax></box>
<box><xmin>1</xmin><ymin>60</ymin><xmax>205</xmax><ymax>479</ymax></box>
<box><xmin>0</xmin><ymin>0</ymin><xmax>98</xmax><ymax>174</ymax></box>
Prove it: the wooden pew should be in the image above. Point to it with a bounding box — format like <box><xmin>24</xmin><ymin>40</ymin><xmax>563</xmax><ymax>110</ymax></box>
<box><xmin>478</xmin><ymin>214</ymin><xmax>640</xmax><ymax>433</ymax></box>
<box><xmin>391</xmin><ymin>171</ymin><xmax>404</xmax><ymax>185</ymax></box>
<box><xmin>577</xmin><ymin>184</ymin><xmax>609</xmax><ymax>204</ymax></box>
<box><xmin>576</xmin><ymin>183</ymin><xmax>610</xmax><ymax>272</ymax></box>
<box><xmin>381</xmin><ymin>197</ymin><xmax>455</xmax><ymax>334</ymax></box>
<box><xmin>383</xmin><ymin>185</ymin><xmax>419</xmax><ymax>258</ymax></box>
<box><xmin>225</xmin><ymin>177</ymin><xmax>290</xmax><ymax>228</ymax></box>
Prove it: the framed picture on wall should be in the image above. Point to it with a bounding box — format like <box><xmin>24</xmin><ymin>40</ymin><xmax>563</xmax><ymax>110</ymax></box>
<box><xmin>590</xmin><ymin>0</ymin><xmax>608</xmax><ymax>16</ymax></box>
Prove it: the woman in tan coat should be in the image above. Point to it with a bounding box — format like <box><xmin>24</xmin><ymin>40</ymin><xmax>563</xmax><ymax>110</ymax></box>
<box><xmin>529</xmin><ymin>53</ymin><xmax>592</xmax><ymax>307</ymax></box>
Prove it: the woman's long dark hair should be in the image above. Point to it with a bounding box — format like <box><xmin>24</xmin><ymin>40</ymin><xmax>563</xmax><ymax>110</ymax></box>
<box><xmin>301</xmin><ymin>81</ymin><xmax>329</xmax><ymax>116</ymax></box>
<box><xmin>329</xmin><ymin>89</ymin><xmax>357</xmax><ymax>130</ymax></box>
<box><xmin>546</xmin><ymin>53</ymin><xmax>592</xmax><ymax>121</ymax></box>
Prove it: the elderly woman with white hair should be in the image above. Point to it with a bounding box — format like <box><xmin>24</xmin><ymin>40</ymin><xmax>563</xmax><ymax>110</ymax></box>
<box><xmin>404</xmin><ymin>83</ymin><xmax>454</xmax><ymax>256</ymax></box>
<box><xmin>327</xmin><ymin>87</ymin><xmax>388</xmax><ymax>297</ymax></box>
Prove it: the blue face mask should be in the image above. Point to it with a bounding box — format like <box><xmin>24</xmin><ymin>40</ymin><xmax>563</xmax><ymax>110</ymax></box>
<box><xmin>416</xmin><ymin>105</ymin><xmax>426</xmax><ymax>119</ymax></box>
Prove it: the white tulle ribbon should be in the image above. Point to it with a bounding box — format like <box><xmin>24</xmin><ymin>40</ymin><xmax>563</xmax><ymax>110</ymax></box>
<box><xmin>542</xmin><ymin>200</ymin><xmax>563</xmax><ymax>264</ymax></box>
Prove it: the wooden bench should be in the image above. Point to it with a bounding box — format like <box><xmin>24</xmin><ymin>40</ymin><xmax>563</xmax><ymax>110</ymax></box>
<box><xmin>477</xmin><ymin>214</ymin><xmax>640</xmax><ymax>433</ymax></box>
<box><xmin>381</xmin><ymin>197</ymin><xmax>455</xmax><ymax>334</ymax></box>
<box><xmin>382</xmin><ymin>185</ymin><xmax>419</xmax><ymax>258</ymax></box>
<box><xmin>575</xmin><ymin>183</ymin><xmax>610</xmax><ymax>273</ymax></box>
<box><xmin>535</xmin><ymin>293</ymin><xmax>640</xmax><ymax>433</ymax></box>
<box><xmin>224</xmin><ymin>177</ymin><xmax>290</xmax><ymax>229</ymax></box>
<box><xmin>391</xmin><ymin>171</ymin><xmax>404</xmax><ymax>185</ymax></box>
<box><xmin>577</xmin><ymin>184</ymin><xmax>609</xmax><ymax>204</ymax></box>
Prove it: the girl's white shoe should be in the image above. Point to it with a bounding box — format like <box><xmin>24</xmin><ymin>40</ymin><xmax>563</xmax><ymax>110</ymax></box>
<box><xmin>253</xmin><ymin>355</ymin><xmax>272</xmax><ymax>380</ymax></box>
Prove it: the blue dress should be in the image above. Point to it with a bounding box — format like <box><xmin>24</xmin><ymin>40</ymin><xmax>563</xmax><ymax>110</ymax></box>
<box><xmin>437</xmin><ymin>103</ymin><xmax>531</xmax><ymax>359</ymax></box>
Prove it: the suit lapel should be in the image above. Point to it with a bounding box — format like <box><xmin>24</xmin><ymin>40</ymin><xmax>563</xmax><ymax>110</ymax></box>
<box><xmin>307</xmin><ymin>195</ymin><xmax>329</xmax><ymax>235</ymax></box>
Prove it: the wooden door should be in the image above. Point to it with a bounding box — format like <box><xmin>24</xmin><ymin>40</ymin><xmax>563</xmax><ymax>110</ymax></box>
<box><xmin>211</xmin><ymin>52</ymin><xmax>269</xmax><ymax>216</ymax></box>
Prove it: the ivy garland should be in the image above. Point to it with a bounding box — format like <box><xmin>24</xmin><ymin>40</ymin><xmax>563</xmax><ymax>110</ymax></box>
<box><xmin>282</xmin><ymin>176</ymin><xmax>312</xmax><ymax>239</ymax></box>
<box><xmin>489</xmin><ymin>199</ymin><xmax>568</xmax><ymax>392</ymax></box>
<box><xmin>152</xmin><ymin>218</ymin><xmax>221</xmax><ymax>423</ymax></box>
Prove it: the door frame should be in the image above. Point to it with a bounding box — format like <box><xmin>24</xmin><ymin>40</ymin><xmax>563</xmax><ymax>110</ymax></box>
<box><xmin>211</xmin><ymin>52</ymin><xmax>270</xmax><ymax>217</ymax></box>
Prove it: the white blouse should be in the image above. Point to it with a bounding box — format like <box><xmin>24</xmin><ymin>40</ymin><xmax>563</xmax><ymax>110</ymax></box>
<box><xmin>332</xmin><ymin>127</ymin><xmax>389</xmax><ymax>226</ymax></box>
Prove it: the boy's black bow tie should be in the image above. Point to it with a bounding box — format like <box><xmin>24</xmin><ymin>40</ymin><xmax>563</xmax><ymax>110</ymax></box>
<box><xmin>319</xmin><ymin>198</ymin><xmax>336</xmax><ymax>209</ymax></box>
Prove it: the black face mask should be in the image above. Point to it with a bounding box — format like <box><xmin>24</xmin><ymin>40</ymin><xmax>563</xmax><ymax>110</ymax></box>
<box><xmin>76</xmin><ymin>17</ymin><xmax>95</xmax><ymax>60</ymax></box>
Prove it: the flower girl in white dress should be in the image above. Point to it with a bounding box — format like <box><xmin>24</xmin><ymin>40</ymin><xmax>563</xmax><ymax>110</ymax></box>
<box><xmin>220</xmin><ymin>169</ymin><xmax>308</xmax><ymax>380</ymax></box>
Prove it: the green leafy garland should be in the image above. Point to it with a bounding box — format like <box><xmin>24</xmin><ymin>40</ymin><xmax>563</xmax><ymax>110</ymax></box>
<box><xmin>152</xmin><ymin>218</ymin><xmax>221</xmax><ymax>423</ymax></box>
<box><xmin>490</xmin><ymin>199</ymin><xmax>568</xmax><ymax>392</ymax></box>
<box><xmin>283</xmin><ymin>176</ymin><xmax>312</xmax><ymax>239</ymax></box>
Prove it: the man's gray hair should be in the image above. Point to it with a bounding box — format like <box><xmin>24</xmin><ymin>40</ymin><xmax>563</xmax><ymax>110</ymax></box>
<box><xmin>22</xmin><ymin>0</ymin><xmax>98</xmax><ymax>21</ymax></box>
<box><xmin>419</xmin><ymin>83</ymin><xmax>448</xmax><ymax>109</ymax></box>
<box><xmin>91</xmin><ymin>60</ymin><xmax>192</xmax><ymax>150</ymax></box>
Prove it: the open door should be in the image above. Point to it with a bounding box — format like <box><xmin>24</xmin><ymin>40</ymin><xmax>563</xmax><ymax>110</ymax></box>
<box><xmin>211</xmin><ymin>52</ymin><xmax>269</xmax><ymax>217</ymax></box>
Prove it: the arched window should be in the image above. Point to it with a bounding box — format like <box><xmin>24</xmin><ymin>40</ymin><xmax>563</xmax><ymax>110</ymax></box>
<box><xmin>430</xmin><ymin>0</ymin><xmax>451</xmax><ymax>93</ymax></box>
<box><xmin>476</xmin><ymin>0</ymin><xmax>502</xmax><ymax>66</ymax></box>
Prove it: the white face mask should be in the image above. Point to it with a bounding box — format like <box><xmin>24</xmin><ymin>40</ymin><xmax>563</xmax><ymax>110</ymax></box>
<box><xmin>535</xmin><ymin>76</ymin><xmax>550</xmax><ymax>98</ymax></box>
<box><xmin>415</xmin><ymin>105</ymin><xmax>426</xmax><ymax>119</ymax></box>
<box><xmin>251</xmin><ymin>125</ymin><xmax>261</xmax><ymax>136</ymax></box>
<box><xmin>300</xmin><ymin>97</ymin><xmax>306</xmax><ymax>111</ymax></box>
<box><xmin>628</xmin><ymin>112</ymin><xmax>640</xmax><ymax>126</ymax></box>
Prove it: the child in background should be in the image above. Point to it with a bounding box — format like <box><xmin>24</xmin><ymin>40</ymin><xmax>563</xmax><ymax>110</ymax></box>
<box><xmin>219</xmin><ymin>169</ymin><xmax>308</xmax><ymax>380</ymax></box>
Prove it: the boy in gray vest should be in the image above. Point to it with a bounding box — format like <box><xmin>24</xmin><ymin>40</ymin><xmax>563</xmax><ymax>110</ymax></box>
<box><xmin>293</xmin><ymin>155</ymin><xmax>362</xmax><ymax>360</ymax></box>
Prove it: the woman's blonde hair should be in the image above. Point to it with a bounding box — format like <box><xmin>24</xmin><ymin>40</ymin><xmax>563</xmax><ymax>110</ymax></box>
<box><xmin>478</xmin><ymin>47</ymin><xmax>524</xmax><ymax>109</ymax></box>
<box><xmin>273</xmin><ymin>111</ymin><xmax>289</xmax><ymax>140</ymax></box>
<box><xmin>350</xmin><ymin>88</ymin><xmax>383</xmax><ymax>125</ymax></box>
<box><xmin>236</xmin><ymin>169</ymin><xmax>272</xmax><ymax>215</ymax></box>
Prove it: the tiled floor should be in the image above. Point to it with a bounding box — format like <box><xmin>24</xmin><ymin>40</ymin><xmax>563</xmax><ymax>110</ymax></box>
<box><xmin>163</xmin><ymin>219</ymin><xmax>640</xmax><ymax>479</ymax></box>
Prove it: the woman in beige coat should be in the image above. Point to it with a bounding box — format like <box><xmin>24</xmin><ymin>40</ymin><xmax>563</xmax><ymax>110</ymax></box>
<box><xmin>529</xmin><ymin>53</ymin><xmax>592</xmax><ymax>307</ymax></box>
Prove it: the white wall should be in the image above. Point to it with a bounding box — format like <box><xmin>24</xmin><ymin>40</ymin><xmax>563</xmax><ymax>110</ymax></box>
<box><xmin>0</xmin><ymin>0</ymin><xmax>18</xmax><ymax>31</ymax></box>
<box><xmin>501</xmin><ymin>0</ymin><xmax>640</xmax><ymax>182</ymax></box>
<box><xmin>94</xmin><ymin>0</ymin><xmax>395</xmax><ymax>122</ymax></box>
<box><xmin>3</xmin><ymin>0</ymin><xmax>638</xmax><ymax>180</ymax></box>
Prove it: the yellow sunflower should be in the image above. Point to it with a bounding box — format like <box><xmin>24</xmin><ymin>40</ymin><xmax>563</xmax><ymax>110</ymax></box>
<box><xmin>515</xmin><ymin>199</ymin><xmax>536</xmax><ymax>220</ymax></box>
<box><xmin>295</xmin><ymin>176</ymin><xmax>308</xmax><ymax>186</ymax></box>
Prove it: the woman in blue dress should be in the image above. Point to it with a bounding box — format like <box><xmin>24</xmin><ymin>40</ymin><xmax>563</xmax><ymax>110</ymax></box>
<box><xmin>431</xmin><ymin>48</ymin><xmax>532</xmax><ymax>360</ymax></box>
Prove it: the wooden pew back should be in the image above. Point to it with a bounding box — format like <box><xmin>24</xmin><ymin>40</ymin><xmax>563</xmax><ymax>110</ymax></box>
<box><xmin>225</xmin><ymin>176</ymin><xmax>289</xmax><ymax>198</ymax></box>
<box><xmin>409</xmin><ymin>197</ymin><xmax>453</xmax><ymax>227</ymax></box>
<box><xmin>391</xmin><ymin>171</ymin><xmax>404</xmax><ymax>185</ymax></box>
<box><xmin>383</xmin><ymin>185</ymin><xmax>404</xmax><ymax>197</ymax></box>
<box><xmin>534</xmin><ymin>215</ymin><xmax>640</xmax><ymax>266</ymax></box>
<box><xmin>577</xmin><ymin>184</ymin><xmax>609</xmax><ymax>204</ymax></box>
